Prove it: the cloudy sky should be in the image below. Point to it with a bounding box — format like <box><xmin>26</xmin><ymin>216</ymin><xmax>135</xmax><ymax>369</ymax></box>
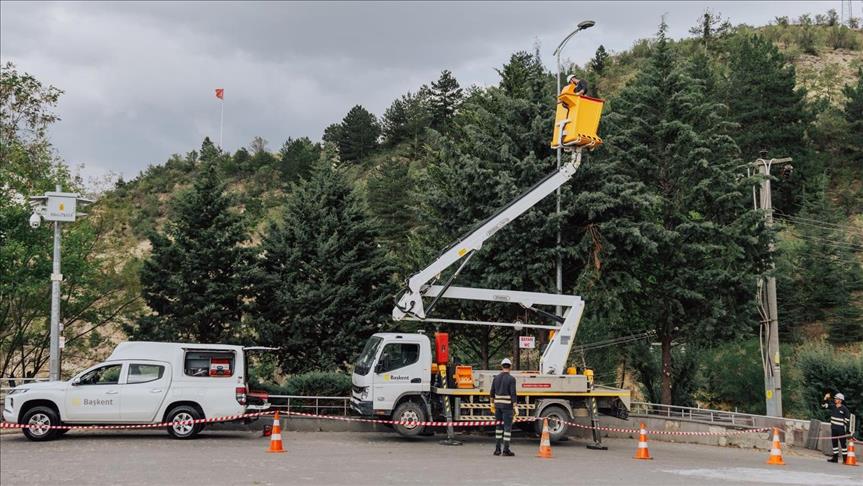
<box><xmin>2</xmin><ymin>1</ymin><xmax>827</xmax><ymax>184</ymax></box>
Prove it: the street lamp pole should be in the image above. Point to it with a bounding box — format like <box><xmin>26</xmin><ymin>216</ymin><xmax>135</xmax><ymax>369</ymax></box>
<box><xmin>552</xmin><ymin>20</ymin><xmax>595</xmax><ymax>316</ymax></box>
<box><xmin>29</xmin><ymin>186</ymin><xmax>93</xmax><ymax>382</ymax></box>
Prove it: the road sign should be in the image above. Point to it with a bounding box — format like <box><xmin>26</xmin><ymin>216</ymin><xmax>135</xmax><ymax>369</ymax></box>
<box><xmin>519</xmin><ymin>336</ymin><xmax>535</xmax><ymax>349</ymax></box>
<box><xmin>45</xmin><ymin>193</ymin><xmax>77</xmax><ymax>222</ymax></box>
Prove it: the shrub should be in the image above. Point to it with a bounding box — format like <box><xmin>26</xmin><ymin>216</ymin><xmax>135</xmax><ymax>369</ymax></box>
<box><xmin>250</xmin><ymin>371</ymin><xmax>352</xmax><ymax>397</ymax></box>
<box><xmin>796</xmin><ymin>343</ymin><xmax>863</xmax><ymax>423</ymax></box>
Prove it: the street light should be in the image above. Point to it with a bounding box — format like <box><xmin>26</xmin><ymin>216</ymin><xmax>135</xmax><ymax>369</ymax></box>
<box><xmin>29</xmin><ymin>185</ymin><xmax>93</xmax><ymax>381</ymax></box>
<box><xmin>552</xmin><ymin>20</ymin><xmax>595</xmax><ymax>315</ymax></box>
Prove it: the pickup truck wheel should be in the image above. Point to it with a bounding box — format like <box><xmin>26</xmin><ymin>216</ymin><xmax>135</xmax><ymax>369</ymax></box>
<box><xmin>535</xmin><ymin>405</ymin><xmax>570</xmax><ymax>443</ymax></box>
<box><xmin>392</xmin><ymin>401</ymin><xmax>426</xmax><ymax>437</ymax></box>
<box><xmin>22</xmin><ymin>406</ymin><xmax>61</xmax><ymax>441</ymax></box>
<box><xmin>166</xmin><ymin>406</ymin><xmax>203</xmax><ymax>439</ymax></box>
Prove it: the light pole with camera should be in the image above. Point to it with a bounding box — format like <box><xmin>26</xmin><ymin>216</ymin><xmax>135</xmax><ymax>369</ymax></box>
<box><xmin>29</xmin><ymin>185</ymin><xmax>93</xmax><ymax>381</ymax></box>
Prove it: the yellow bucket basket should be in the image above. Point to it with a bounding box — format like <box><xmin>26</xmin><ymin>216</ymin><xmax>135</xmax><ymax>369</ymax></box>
<box><xmin>551</xmin><ymin>94</ymin><xmax>604</xmax><ymax>149</ymax></box>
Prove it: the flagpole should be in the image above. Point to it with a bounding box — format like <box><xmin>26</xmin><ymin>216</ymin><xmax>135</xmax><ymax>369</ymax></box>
<box><xmin>219</xmin><ymin>98</ymin><xmax>224</xmax><ymax>149</ymax></box>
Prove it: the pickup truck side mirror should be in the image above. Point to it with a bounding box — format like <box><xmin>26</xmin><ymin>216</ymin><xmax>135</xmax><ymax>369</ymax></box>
<box><xmin>375</xmin><ymin>362</ymin><xmax>384</xmax><ymax>374</ymax></box>
<box><xmin>71</xmin><ymin>378</ymin><xmax>81</xmax><ymax>386</ymax></box>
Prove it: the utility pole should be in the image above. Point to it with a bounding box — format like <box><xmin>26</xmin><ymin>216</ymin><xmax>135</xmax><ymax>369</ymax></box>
<box><xmin>29</xmin><ymin>186</ymin><xmax>93</xmax><ymax>381</ymax></box>
<box><xmin>752</xmin><ymin>151</ymin><xmax>792</xmax><ymax>417</ymax></box>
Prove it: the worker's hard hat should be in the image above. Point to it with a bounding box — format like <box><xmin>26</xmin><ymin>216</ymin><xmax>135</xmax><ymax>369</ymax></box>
<box><xmin>567</xmin><ymin>74</ymin><xmax>577</xmax><ymax>83</ymax></box>
<box><xmin>501</xmin><ymin>358</ymin><xmax>512</xmax><ymax>367</ymax></box>
<box><xmin>835</xmin><ymin>393</ymin><xmax>845</xmax><ymax>401</ymax></box>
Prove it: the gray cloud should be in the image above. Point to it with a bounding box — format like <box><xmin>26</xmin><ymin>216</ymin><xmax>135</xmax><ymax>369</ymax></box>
<box><xmin>1</xmin><ymin>1</ymin><xmax>820</xmax><ymax>184</ymax></box>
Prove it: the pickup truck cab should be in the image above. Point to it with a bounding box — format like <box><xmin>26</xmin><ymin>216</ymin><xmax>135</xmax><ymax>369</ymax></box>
<box><xmin>3</xmin><ymin>342</ymin><xmax>269</xmax><ymax>441</ymax></box>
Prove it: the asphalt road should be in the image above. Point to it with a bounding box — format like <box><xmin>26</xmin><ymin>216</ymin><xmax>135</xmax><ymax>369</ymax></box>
<box><xmin>1</xmin><ymin>429</ymin><xmax>861</xmax><ymax>486</ymax></box>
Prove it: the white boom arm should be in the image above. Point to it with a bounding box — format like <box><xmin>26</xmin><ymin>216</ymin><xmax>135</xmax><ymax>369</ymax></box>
<box><xmin>393</xmin><ymin>149</ymin><xmax>585</xmax><ymax>374</ymax></box>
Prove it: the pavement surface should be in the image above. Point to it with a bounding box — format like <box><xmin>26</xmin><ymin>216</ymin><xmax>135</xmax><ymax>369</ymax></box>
<box><xmin>1</xmin><ymin>428</ymin><xmax>861</xmax><ymax>486</ymax></box>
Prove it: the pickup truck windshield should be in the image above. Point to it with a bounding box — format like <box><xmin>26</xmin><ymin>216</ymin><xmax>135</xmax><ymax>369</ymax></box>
<box><xmin>354</xmin><ymin>337</ymin><xmax>383</xmax><ymax>376</ymax></box>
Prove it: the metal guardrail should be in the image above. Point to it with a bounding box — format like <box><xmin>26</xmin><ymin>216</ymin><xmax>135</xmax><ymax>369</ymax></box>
<box><xmin>267</xmin><ymin>394</ymin><xmax>351</xmax><ymax>417</ymax></box>
<box><xmin>630</xmin><ymin>401</ymin><xmax>813</xmax><ymax>428</ymax></box>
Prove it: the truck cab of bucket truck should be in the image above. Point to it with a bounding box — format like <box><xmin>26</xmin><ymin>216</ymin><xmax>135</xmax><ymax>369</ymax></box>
<box><xmin>351</xmin><ymin>333</ymin><xmax>433</xmax><ymax>417</ymax></box>
<box><xmin>3</xmin><ymin>341</ymin><xmax>271</xmax><ymax>441</ymax></box>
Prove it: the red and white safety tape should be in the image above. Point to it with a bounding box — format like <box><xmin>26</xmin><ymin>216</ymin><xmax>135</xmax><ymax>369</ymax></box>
<box><xmin>0</xmin><ymin>411</ymin><xmax>275</xmax><ymax>430</ymax></box>
<box><xmin>280</xmin><ymin>410</ymin><xmax>538</xmax><ymax>427</ymax></box>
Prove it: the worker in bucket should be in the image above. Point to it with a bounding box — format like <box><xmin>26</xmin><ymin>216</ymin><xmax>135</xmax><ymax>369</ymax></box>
<box><xmin>560</xmin><ymin>74</ymin><xmax>588</xmax><ymax>97</ymax></box>
<box><xmin>490</xmin><ymin>358</ymin><xmax>518</xmax><ymax>456</ymax></box>
<box><xmin>822</xmin><ymin>392</ymin><xmax>851</xmax><ymax>463</ymax></box>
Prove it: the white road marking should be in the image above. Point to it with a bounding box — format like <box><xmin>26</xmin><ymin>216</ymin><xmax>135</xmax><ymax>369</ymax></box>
<box><xmin>662</xmin><ymin>467</ymin><xmax>861</xmax><ymax>485</ymax></box>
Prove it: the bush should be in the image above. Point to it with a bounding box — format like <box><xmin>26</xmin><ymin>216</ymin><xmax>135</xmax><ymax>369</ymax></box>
<box><xmin>250</xmin><ymin>371</ymin><xmax>352</xmax><ymax>397</ymax></box>
<box><xmin>698</xmin><ymin>339</ymin><xmax>766</xmax><ymax>414</ymax></box>
<box><xmin>796</xmin><ymin>343</ymin><xmax>863</xmax><ymax>423</ymax></box>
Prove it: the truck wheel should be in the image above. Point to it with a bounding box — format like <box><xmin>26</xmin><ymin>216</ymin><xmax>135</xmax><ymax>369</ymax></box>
<box><xmin>392</xmin><ymin>401</ymin><xmax>426</xmax><ymax>437</ymax></box>
<box><xmin>166</xmin><ymin>406</ymin><xmax>204</xmax><ymax>439</ymax></box>
<box><xmin>22</xmin><ymin>406</ymin><xmax>61</xmax><ymax>441</ymax></box>
<box><xmin>535</xmin><ymin>405</ymin><xmax>570</xmax><ymax>443</ymax></box>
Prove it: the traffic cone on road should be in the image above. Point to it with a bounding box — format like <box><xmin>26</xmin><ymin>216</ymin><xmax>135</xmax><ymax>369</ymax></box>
<box><xmin>766</xmin><ymin>427</ymin><xmax>784</xmax><ymax>465</ymax></box>
<box><xmin>266</xmin><ymin>411</ymin><xmax>286</xmax><ymax>453</ymax></box>
<box><xmin>537</xmin><ymin>418</ymin><xmax>553</xmax><ymax>459</ymax></box>
<box><xmin>633</xmin><ymin>423</ymin><xmax>652</xmax><ymax>460</ymax></box>
<box><xmin>845</xmin><ymin>439</ymin><xmax>858</xmax><ymax>466</ymax></box>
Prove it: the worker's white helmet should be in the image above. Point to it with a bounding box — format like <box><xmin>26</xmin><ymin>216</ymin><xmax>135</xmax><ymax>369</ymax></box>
<box><xmin>501</xmin><ymin>358</ymin><xmax>512</xmax><ymax>367</ymax></box>
<box><xmin>567</xmin><ymin>74</ymin><xmax>577</xmax><ymax>83</ymax></box>
<box><xmin>835</xmin><ymin>393</ymin><xmax>845</xmax><ymax>401</ymax></box>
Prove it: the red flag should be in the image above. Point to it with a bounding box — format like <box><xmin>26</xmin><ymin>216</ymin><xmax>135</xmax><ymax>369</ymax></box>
<box><xmin>215</xmin><ymin>88</ymin><xmax>224</xmax><ymax>100</ymax></box>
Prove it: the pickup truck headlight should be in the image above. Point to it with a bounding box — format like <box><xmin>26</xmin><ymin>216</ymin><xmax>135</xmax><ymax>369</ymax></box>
<box><xmin>8</xmin><ymin>388</ymin><xmax>29</xmax><ymax>396</ymax></box>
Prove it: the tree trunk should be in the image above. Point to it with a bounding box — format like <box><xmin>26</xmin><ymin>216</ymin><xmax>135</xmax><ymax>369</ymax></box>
<box><xmin>660</xmin><ymin>333</ymin><xmax>673</xmax><ymax>405</ymax></box>
<box><xmin>512</xmin><ymin>330</ymin><xmax>520</xmax><ymax>370</ymax></box>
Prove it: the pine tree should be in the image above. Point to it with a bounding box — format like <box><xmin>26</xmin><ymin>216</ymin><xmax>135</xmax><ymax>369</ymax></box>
<box><xmin>842</xmin><ymin>68</ymin><xmax>863</xmax><ymax>166</ymax></box>
<box><xmin>725</xmin><ymin>34</ymin><xmax>815</xmax><ymax>212</ymax></box>
<box><xmin>278</xmin><ymin>137</ymin><xmax>321</xmax><ymax>182</ymax></box>
<box><xmin>496</xmin><ymin>51</ymin><xmax>545</xmax><ymax>101</ymax></box>
<box><xmin>589</xmin><ymin>45</ymin><xmax>609</xmax><ymax>75</ymax></box>
<box><xmin>777</xmin><ymin>176</ymin><xmax>863</xmax><ymax>337</ymax></box>
<box><xmin>381</xmin><ymin>90</ymin><xmax>431</xmax><ymax>151</ymax></box>
<box><xmin>251</xmin><ymin>162</ymin><xmax>395</xmax><ymax>372</ymax></box>
<box><xmin>334</xmin><ymin>105</ymin><xmax>380</xmax><ymax>164</ymax></box>
<box><xmin>367</xmin><ymin>156</ymin><xmax>416</xmax><ymax>252</ymax></box>
<box><xmin>127</xmin><ymin>162</ymin><xmax>253</xmax><ymax>343</ymax></box>
<box><xmin>600</xmin><ymin>22</ymin><xmax>771</xmax><ymax>404</ymax></box>
<box><xmin>429</xmin><ymin>70</ymin><xmax>463</xmax><ymax>134</ymax></box>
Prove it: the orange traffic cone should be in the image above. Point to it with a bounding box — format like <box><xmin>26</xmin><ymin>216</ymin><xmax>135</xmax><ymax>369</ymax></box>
<box><xmin>766</xmin><ymin>427</ymin><xmax>784</xmax><ymax>465</ymax></box>
<box><xmin>634</xmin><ymin>423</ymin><xmax>652</xmax><ymax>460</ymax></box>
<box><xmin>537</xmin><ymin>418</ymin><xmax>553</xmax><ymax>458</ymax></box>
<box><xmin>845</xmin><ymin>439</ymin><xmax>859</xmax><ymax>466</ymax></box>
<box><xmin>266</xmin><ymin>411</ymin><xmax>286</xmax><ymax>453</ymax></box>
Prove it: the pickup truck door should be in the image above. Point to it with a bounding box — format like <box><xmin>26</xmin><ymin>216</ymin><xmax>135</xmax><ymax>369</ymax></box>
<box><xmin>119</xmin><ymin>362</ymin><xmax>172</xmax><ymax>422</ymax></box>
<box><xmin>372</xmin><ymin>340</ymin><xmax>427</xmax><ymax>411</ymax></box>
<box><xmin>64</xmin><ymin>363</ymin><xmax>124</xmax><ymax>422</ymax></box>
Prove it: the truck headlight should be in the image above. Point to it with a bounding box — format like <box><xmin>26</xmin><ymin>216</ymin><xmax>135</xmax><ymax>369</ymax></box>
<box><xmin>361</xmin><ymin>388</ymin><xmax>369</xmax><ymax>400</ymax></box>
<box><xmin>8</xmin><ymin>388</ymin><xmax>29</xmax><ymax>396</ymax></box>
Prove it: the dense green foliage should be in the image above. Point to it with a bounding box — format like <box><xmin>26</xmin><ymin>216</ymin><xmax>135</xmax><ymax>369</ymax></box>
<box><xmin>796</xmin><ymin>344</ymin><xmax>863</xmax><ymax>426</ymax></box>
<box><xmin>250</xmin><ymin>163</ymin><xmax>395</xmax><ymax>372</ymax></box>
<box><xmin>125</xmin><ymin>156</ymin><xmax>254</xmax><ymax>343</ymax></box>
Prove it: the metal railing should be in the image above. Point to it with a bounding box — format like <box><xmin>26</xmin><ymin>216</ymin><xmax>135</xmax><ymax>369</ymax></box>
<box><xmin>267</xmin><ymin>394</ymin><xmax>351</xmax><ymax>417</ymax></box>
<box><xmin>630</xmin><ymin>401</ymin><xmax>810</xmax><ymax>428</ymax></box>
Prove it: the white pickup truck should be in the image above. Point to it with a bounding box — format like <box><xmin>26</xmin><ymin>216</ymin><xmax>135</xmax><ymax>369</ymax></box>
<box><xmin>3</xmin><ymin>342</ymin><xmax>270</xmax><ymax>441</ymax></box>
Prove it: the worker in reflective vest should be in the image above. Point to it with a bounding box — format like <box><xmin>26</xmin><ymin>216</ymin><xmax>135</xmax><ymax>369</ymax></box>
<box><xmin>822</xmin><ymin>392</ymin><xmax>851</xmax><ymax>463</ymax></box>
<box><xmin>490</xmin><ymin>358</ymin><xmax>518</xmax><ymax>456</ymax></box>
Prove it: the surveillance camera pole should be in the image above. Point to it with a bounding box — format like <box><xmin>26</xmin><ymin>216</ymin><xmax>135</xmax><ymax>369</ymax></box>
<box><xmin>753</xmin><ymin>153</ymin><xmax>792</xmax><ymax>418</ymax></box>
<box><xmin>30</xmin><ymin>185</ymin><xmax>92</xmax><ymax>382</ymax></box>
<box><xmin>49</xmin><ymin>184</ymin><xmax>62</xmax><ymax>382</ymax></box>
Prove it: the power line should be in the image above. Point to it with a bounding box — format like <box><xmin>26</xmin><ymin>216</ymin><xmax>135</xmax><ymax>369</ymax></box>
<box><xmin>775</xmin><ymin>215</ymin><xmax>863</xmax><ymax>237</ymax></box>
<box><xmin>789</xmin><ymin>234</ymin><xmax>863</xmax><ymax>253</ymax></box>
<box><xmin>774</xmin><ymin>210</ymin><xmax>862</xmax><ymax>233</ymax></box>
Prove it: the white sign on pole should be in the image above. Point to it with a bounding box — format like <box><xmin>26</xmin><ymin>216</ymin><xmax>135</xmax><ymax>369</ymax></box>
<box><xmin>519</xmin><ymin>336</ymin><xmax>535</xmax><ymax>349</ymax></box>
<box><xmin>45</xmin><ymin>195</ymin><xmax>77</xmax><ymax>222</ymax></box>
<box><xmin>59</xmin><ymin>336</ymin><xmax>66</xmax><ymax>349</ymax></box>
